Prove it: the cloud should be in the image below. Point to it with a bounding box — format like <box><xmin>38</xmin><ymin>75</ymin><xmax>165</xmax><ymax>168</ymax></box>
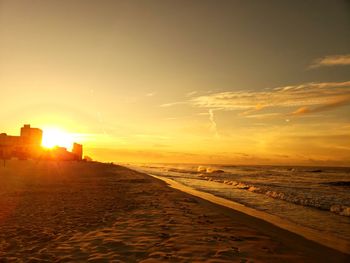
<box><xmin>186</xmin><ymin>91</ymin><xmax>197</xmax><ymax>97</ymax></box>
<box><xmin>245</xmin><ymin>113</ymin><xmax>283</xmax><ymax>119</ymax></box>
<box><xmin>160</xmin><ymin>101</ymin><xmax>187</xmax><ymax>107</ymax></box>
<box><xmin>290</xmin><ymin>96</ymin><xmax>350</xmax><ymax>116</ymax></box>
<box><xmin>240</xmin><ymin>103</ymin><xmax>266</xmax><ymax>116</ymax></box>
<box><xmin>190</xmin><ymin>81</ymin><xmax>350</xmax><ymax>117</ymax></box>
<box><xmin>309</xmin><ymin>54</ymin><xmax>350</xmax><ymax>68</ymax></box>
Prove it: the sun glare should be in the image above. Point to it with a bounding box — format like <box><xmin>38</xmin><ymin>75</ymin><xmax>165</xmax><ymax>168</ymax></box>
<box><xmin>42</xmin><ymin>127</ymin><xmax>74</xmax><ymax>150</ymax></box>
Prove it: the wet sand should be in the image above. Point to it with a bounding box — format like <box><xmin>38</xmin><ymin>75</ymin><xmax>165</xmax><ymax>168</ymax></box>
<box><xmin>0</xmin><ymin>160</ymin><xmax>348</xmax><ymax>262</ymax></box>
<box><xmin>150</xmin><ymin>174</ymin><xmax>350</xmax><ymax>254</ymax></box>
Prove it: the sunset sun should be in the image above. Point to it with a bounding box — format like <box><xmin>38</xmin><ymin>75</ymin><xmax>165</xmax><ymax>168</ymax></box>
<box><xmin>41</xmin><ymin>127</ymin><xmax>74</xmax><ymax>150</ymax></box>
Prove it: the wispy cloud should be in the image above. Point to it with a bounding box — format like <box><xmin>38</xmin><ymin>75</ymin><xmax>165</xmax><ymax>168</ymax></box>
<box><xmin>160</xmin><ymin>101</ymin><xmax>186</xmax><ymax>107</ymax></box>
<box><xmin>309</xmin><ymin>54</ymin><xmax>350</xmax><ymax>68</ymax></box>
<box><xmin>245</xmin><ymin>113</ymin><xmax>282</xmax><ymax>119</ymax></box>
<box><xmin>290</xmin><ymin>96</ymin><xmax>350</xmax><ymax>116</ymax></box>
<box><xmin>190</xmin><ymin>81</ymin><xmax>350</xmax><ymax>117</ymax></box>
<box><xmin>186</xmin><ymin>91</ymin><xmax>197</xmax><ymax>97</ymax></box>
<box><xmin>159</xmin><ymin>81</ymin><xmax>350</xmax><ymax>122</ymax></box>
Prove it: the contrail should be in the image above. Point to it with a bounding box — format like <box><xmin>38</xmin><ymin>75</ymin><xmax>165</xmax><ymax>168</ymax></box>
<box><xmin>208</xmin><ymin>109</ymin><xmax>219</xmax><ymax>138</ymax></box>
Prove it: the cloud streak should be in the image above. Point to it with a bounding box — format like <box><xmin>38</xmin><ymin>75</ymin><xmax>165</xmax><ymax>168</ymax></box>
<box><xmin>160</xmin><ymin>101</ymin><xmax>187</xmax><ymax>107</ymax></box>
<box><xmin>190</xmin><ymin>81</ymin><xmax>350</xmax><ymax>117</ymax></box>
<box><xmin>290</xmin><ymin>96</ymin><xmax>350</xmax><ymax>116</ymax></box>
<box><xmin>310</xmin><ymin>54</ymin><xmax>350</xmax><ymax>68</ymax></box>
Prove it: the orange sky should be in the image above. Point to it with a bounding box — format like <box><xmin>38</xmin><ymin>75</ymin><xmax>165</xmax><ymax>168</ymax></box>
<box><xmin>0</xmin><ymin>1</ymin><xmax>349</xmax><ymax>166</ymax></box>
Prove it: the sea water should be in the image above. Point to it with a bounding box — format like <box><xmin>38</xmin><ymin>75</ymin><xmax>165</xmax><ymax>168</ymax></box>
<box><xmin>130</xmin><ymin>163</ymin><xmax>350</xmax><ymax>242</ymax></box>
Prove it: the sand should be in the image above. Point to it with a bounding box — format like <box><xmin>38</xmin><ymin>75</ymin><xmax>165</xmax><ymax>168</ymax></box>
<box><xmin>0</xmin><ymin>161</ymin><xmax>348</xmax><ymax>262</ymax></box>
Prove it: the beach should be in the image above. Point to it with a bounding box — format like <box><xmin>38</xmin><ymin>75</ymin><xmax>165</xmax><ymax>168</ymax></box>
<box><xmin>0</xmin><ymin>161</ymin><xmax>348</xmax><ymax>262</ymax></box>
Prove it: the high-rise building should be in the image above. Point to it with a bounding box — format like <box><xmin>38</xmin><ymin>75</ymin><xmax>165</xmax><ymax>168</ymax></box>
<box><xmin>20</xmin><ymin>124</ymin><xmax>43</xmax><ymax>146</ymax></box>
<box><xmin>72</xmin><ymin>143</ymin><xmax>83</xmax><ymax>160</ymax></box>
<box><xmin>0</xmin><ymin>125</ymin><xmax>84</xmax><ymax>161</ymax></box>
<box><xmin>0</xmin><ymin>125</ymin><xmax>43</xmax><ymax>159</ymax></box>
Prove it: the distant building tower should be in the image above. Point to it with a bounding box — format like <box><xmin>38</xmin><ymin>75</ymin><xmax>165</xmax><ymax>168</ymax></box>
<box><xmin>20</xmin><ymin>124</ymin><xmax>43</xmax><ymax>146</ymax></box>
<box><xmin>20</xmin><ymin>124</ymin><xmax>43</xmax><ymax>158</ymax></box>
<box><xmin>72</xmin><ymin>143</ymin><xmax>83</xmax><ymax>160</ymax></box>
<box><xmin>0</xmin><ymin>125</ymin><xmax>85</xmax><ymax>161</ymax></box>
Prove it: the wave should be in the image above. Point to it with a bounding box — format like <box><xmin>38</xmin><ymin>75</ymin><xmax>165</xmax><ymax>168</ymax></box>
<box><xmin>197</xmin><ymin>166</ymin><xmax>225</xmax><ymax>174</ymax></box>
<box><xmin>164</xmin><ymin>167</ymin><xmax>198</xmax><ymax>174</ymax></box>
<box><xmin>137</xmin><ymin>164</ymin><xmax>350</xmax><ymax>217</ymax></box>
<box><xmin>139</xmin><ymin>165</ymin><xmax>199</xmax><ymax>174</ymax></box>
<box><xmin>146</xmin><ymin>165</ymin><xmax>226</xmax><ymax>175</ymax></box>
<box><xmin>307</xmin><ymin>169</ymin><xmax>323</xmax><ymax>173</ymax></box>
<box><xmin>323</xmin><ymin>181</ymin><xmax>350</xmax><ymax>187</ymax></box>
<box><xmin>330</xmin><ymin>205</ymin><xmax>350</xmax><ymax>217</ymax></box>
<box><xmin>197</xmin><ymin>175</ymin><xmax>350</xmax><ymax>217</ymax></box>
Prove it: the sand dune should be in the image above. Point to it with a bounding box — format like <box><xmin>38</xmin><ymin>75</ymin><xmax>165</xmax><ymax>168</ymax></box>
<box><xmin>0</xmin><ymin>161</ymin><xmax>348</xmax><ymax>262</ymax></box>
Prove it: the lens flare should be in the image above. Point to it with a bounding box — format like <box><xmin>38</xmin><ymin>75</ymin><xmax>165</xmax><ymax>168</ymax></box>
<box><xmin>41</xmin><ymin>127</ymin><xmax>74</xmax><ymax>150</ymax></box>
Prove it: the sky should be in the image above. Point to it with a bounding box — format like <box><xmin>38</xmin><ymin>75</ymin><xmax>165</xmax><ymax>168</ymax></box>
<box><xmin>0</xmin><ymin>0</ymin><xmax>350</xmax><ymax>166</ymax></box>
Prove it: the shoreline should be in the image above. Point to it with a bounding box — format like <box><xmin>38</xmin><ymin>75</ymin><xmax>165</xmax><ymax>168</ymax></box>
<box><xmin>149</xmin><ymin>173</ymin><xmax>350</xmax><ymax>255</ymax></box>
<box><xmin>0</xmin><ymin>161</ymin><xmax>349</xmax><ymax>262</ymax></box>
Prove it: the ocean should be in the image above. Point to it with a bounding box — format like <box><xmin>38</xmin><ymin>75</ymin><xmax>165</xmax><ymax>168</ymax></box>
<box><xmin>129</xmin><ymin>163</ymin><xmax>350</xmax><ymax>242</ymax></box>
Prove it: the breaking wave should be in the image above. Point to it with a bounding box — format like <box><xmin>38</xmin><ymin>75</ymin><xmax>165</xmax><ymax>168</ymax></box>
<box><xmin>141</xmin><ymin>165</ymin><xmax>226</xmax><ymax>175</ymax></box>
<box><xmin>197</xmin><ymin>175</ymin><xmax>350</xmax><ymax>217</ymax></box>
<box><xmin>197</xmin><ymin>166</ymin><xmax>225</xmax><ymax>174</ymax></box>
<box><xmin>137</xmin><ymin>164</ymin><xmax>350</xmax><ymax>217</ymax></box>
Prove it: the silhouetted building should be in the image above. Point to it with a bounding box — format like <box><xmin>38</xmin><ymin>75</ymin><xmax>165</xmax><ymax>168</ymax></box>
<box><xmin>0</xmin><ymin>133</ymin><xmax>22</xmax><ymax>159</ymax></box>
<box><xmin>49</xmin><ymin>146</ymin><xmax>78</xmax><ymax>161</ymax></box>
<box><xmin>20</xmin><ymin>124</ymin><xmax>42</xmax><ymax>147</ymax></box>
<box><xmin>0</xmin><ymin>125</ymin><xmax>42</xmax><ymax>159</ymax></box>
<box><xmin>0</xmin><ymin>124</ymin><xmax>83</xmax><ymax>161</ymax></box>
<box><xmin>72</xmin><ymin>143</ymin><xmax>83</xmax><ymax>160</ymax></box>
